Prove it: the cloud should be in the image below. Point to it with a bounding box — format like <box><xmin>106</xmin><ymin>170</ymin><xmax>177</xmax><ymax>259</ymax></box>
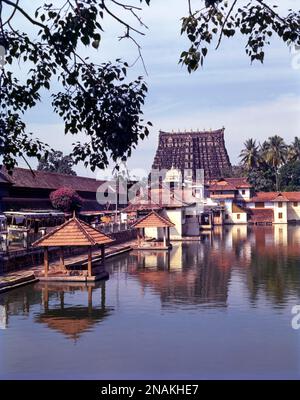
<box><xmin>124</xmin><ymin>94</ymin><xmax>300</xmax><ymax>172</ymax></box>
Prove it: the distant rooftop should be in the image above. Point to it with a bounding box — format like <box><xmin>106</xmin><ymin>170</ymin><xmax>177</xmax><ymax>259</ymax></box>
<box><xmin>0</xmin><ymin>166</ymin><xmax>105</xmax><ymax>192</ymax></box>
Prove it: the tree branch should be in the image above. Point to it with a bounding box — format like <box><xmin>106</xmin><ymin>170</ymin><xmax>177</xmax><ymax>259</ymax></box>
<box><xmin>102</xmin><ymin>2</ymin><xmax>145</xmax><ymax>36</ymax></box>
<box><xmin>216</xmin><ymin>0</ymin><xmax>238</xmax><ymax>50</ymax></box>
<box><xmin>1</xmin><ymin>0</ymin><xmax>46</xmax><ymax>29</ymax></box>
<box><xmin>2</xmin><ymin>0</ymin><xmax>19</xmax><ymax>27</ymax></box>
<box><xmin>255</xmin><ymin>0</ymin><xmax>286</xmax><ymax>25</ymax></box>
<box><xmin>188</xmin><ymin>0</ymin><xmax>192</xmax><ymax>16</ymax></box>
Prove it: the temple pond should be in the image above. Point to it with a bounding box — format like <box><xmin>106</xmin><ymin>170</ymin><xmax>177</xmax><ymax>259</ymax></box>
<box><xmin>1</xmin><ymin>225</ymin><xmax>300</xmax><ymax>379</ymax></box>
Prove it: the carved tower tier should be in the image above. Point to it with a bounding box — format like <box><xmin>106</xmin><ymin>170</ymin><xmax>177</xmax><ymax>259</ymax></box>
<box><xmin>151</xmin><ymin>128</ymin><xmax>231</xmax><ymax>181</ymax></box>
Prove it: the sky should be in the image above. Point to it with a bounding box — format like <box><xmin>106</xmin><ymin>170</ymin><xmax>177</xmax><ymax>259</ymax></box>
<box><xmin>4</xmin><ymin>0</ymin><xmax>300</xmax><ymax>179</ymax></box>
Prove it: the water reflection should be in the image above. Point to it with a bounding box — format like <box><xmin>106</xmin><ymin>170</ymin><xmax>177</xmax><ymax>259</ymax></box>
<box><xmin>35</xmin><ymin>282</ymin><xmax>112</xmax><ymax>341</ymax></box>
<box><xmin>1</xmin><ymin>225</ymin><xmax>300</xmax><ymax>379</ymax></box>
<box><xmin>114</xmin><ymin>224</ymin><xmax>300</xmax><ymax>310</ymax></box>
<box><xmin>0</xmin><ymin>281</ymin><xmax>113</xmax><ymax>340</ymax></box>
<box><xmin>127</xmin><ymin>245</ymin><xmax>231</xmax><ymax>309</ymax></box>
<box><xmin>2</xmin><ymin>225</ymin><xmax>299</xmax><ymax>328</ymax></box>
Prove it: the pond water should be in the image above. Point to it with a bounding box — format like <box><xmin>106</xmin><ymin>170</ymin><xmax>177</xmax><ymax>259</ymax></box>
<box><xmin>1</xmin><ymin>225</ymin><xmax>300</xmax><ymax>379</ymax></box>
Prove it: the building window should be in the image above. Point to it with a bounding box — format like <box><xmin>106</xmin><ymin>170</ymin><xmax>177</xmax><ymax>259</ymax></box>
<box><xmin>242</xmin><ymin>190</ymin><xmax>246</xmax><ymax>195</ymax></box>
<box><xmin>278</xmin><ymin>212</ymin><xmax>283</xmax><ymax>219</ymax></box>
<box><xmin>294</xmin><ymin>202</ymin><xmax>298</xmax><ymax>207</ymax></box>
<box><xmin>278</xmin><ymin>202</ymin><xmax>283</xmax><ymax>208</ymax></box>
<box><xmin>237</xmin><ymin>214</ymin><xmax>240</xmax><ymax>220</ymax></box>
<box><xmin>225</xmin><ymin>214</ymin><xmax>229</xmax><ymax>220</ymax></box>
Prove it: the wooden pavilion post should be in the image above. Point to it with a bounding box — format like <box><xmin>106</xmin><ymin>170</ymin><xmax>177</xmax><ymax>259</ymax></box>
<box><xmin>101</xmin><ymin>244</ymin><xmax>105</xmax><ymax>265</ymax></box>
<box><xmin>88</xmin><ymin>246</ymin><xmax>92</xmax><ymax>277</ymax></box>
<box><xmin>167</xmin><ymin>227</ymin><xmax>170</xmax><ymax>247</ymax></box>
<box><xmin>44</xmin><ymin>247</ymin><xmax>49</xmax><ymax>277</ymax></box>
<box><xmin>43</xmin><ymin>284</ymin><xmax>49</xmax><ymax>312</ymax></box>
<box><xmin>59</xmin><ymin>247</ymin><xmax>65</xmax><ymax>270</ymax></box>
<box><xmin>88</xmin><ymin>285</ymin><xmax>93</xmax><ymax>314</ymax></box>
<box><xmin>137</xmin><ymin>228</ymin><xmax>141</xmax><ymax>247</ymax></box>
<box><xmin>101</xmin><ymin>281</ymin><xmax>106</xmax><ymax>309</ymax></box>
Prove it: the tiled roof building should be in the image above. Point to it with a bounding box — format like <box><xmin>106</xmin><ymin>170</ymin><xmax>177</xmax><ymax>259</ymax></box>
<box><xmin>0</xmin><ymin>166</ymin><xmax>106</xmax><ymax>212</ymax></box>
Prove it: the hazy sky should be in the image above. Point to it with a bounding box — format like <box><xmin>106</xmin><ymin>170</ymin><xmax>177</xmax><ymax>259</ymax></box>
<box><xmin>7</xmin><ymin>0</ymin><xmax>300</xmax><ymax>178</ymax></box>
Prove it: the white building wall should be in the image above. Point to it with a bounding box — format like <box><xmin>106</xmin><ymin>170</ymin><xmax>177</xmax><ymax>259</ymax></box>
<box><xmin>231</xmin><ymin>212</ymin><xmax>248</xmax><ymax>224</ymax></box>
<box><xmin>165</xmin><ymin>209</ymin><xmax>183</xmax><ymax>239</ymax></box>
<box><xmin>273</xmin><ymin>202</ymin><xmax>288</xmax><ymax>224</ymax></box>
<box><xmin>236</xmin><ymin>189</ymin><xmax>251</xmax><ymax>200</ymax></box>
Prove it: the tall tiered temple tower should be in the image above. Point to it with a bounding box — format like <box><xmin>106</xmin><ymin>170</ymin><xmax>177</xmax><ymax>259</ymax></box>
<box><xmin>151</xmin><ymin>128</ymin><xmax>231</xmax><ymax>181</ymax></box>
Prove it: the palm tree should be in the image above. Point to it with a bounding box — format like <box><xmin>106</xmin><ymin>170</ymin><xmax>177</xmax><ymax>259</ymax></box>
<box><xmin>239</xmin><ymin>139</ymin><xmax>260</xmax><ymax>170</ymax></box>
<box><xmin>262</xmin><ymin>135</ymin><xmax>288</xmax><ymax>190</ymax></box>
<box><xmin>287</xmin><ymin>137</ymin><xmax>300</xmax><ymax>162</ymax></box>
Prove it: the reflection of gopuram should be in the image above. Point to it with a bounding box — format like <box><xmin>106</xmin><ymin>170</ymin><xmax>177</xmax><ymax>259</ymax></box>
<box><xmin>35</xmin><ymin>282</ymin><xmax>112</xmax><ymax>341</ymax></box>
<box><xmin>128</xmin><ymin>242</ymin><xmax>232</xmax><ymax>308</ymax></box>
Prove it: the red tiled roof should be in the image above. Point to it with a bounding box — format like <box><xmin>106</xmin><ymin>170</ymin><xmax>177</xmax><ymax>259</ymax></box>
<box><xmin>249</xmin><ymin>192</ymin><xmax>300</xmax><ymax>203</ymax></box>
<box><xmin>209</xmin><ymin>177</ymin><xmax>251</xmax><ymax>191</ymax></box>
<box><xmin>0</xmin><ymin>167</ymin><xmax>105</xmax><ymax>192</ymax></box>
<box><xmin>248</xmin><ymin>208</ymin><xmax>274</xmax><ymax>223</ymax></box>
<box><xmin>132</xmin><ymin>211</ymin><xmax>175</xmax><ymax>228</ymax></box>
<box><xmin>33</xmin><ymin>216</ymin><xmax>113</xmax><ymax>247</ymax></box>
<box><xmin>284</xmin><ymin>192</ymin><xmax>300</xmax><ymax>201</ymax></box>
<box><xmin>232</xmin><ymin>203</ymin><xmax>248</xmax><ymax>213</ymax></box>
<box><xmin>224</xmin><ymin>178</ymin><xmax>252</xmax><ymax>188</ymax></box>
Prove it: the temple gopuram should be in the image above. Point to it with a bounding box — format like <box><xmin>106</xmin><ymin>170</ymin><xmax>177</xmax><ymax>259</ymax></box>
<box><xmin>151</xmin><ymin>128</ymin><xmax>231</xmax><ymax>180</ymax></box>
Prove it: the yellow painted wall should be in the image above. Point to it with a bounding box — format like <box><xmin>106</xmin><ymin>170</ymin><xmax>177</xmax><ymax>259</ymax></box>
<box><xmin>166</xmin><ymin>209</ymin><xmax>183</xmax><ymax>239</ymax></box>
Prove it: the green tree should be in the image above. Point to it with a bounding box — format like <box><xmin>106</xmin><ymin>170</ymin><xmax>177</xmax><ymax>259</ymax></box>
<box><xmin>247</xmin><ymin>167</ymin><xmax>276</xmax><ymax>192</ymax></box>
<box><xmin>37</xmin><ymin>150</ymin><xmax>77</xmax><ymax>176</ymax></box>
<box><xmin>287</xmin><ymin>137</ymin><xmax>300</xmax><ymax>162</ymax></box>
<box><xmin>279</xmin><ymin>161</ymin><xmax>300</xmax><ymax>191</ymax></box>
<box><xmin>0</xmin><ymin>0</ymin><xmax>151</xmax><ymax>171</ymax></box>
<box><xmin>221</xmin><ymin>165</ymin><xmax>246</xmax><ymax>178</ymax></box>
<box><xmin>262</xmin><ymin>135</ymin><xmax>288</xmax><ymax>190</ymax></box>
<box><xmin>239</xmin><ymin>139</ymin><xmax>261</xmax><ymax>171</ymax></box>
<box><xmin>0</xmin><ymin>1</ymin><xmax>299</xmax><ymax>170</ymax></box>
<box><xmin>180</xmin><ymin>1</ymin><xmax>300</xmax><ymax>72</ymax></box>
